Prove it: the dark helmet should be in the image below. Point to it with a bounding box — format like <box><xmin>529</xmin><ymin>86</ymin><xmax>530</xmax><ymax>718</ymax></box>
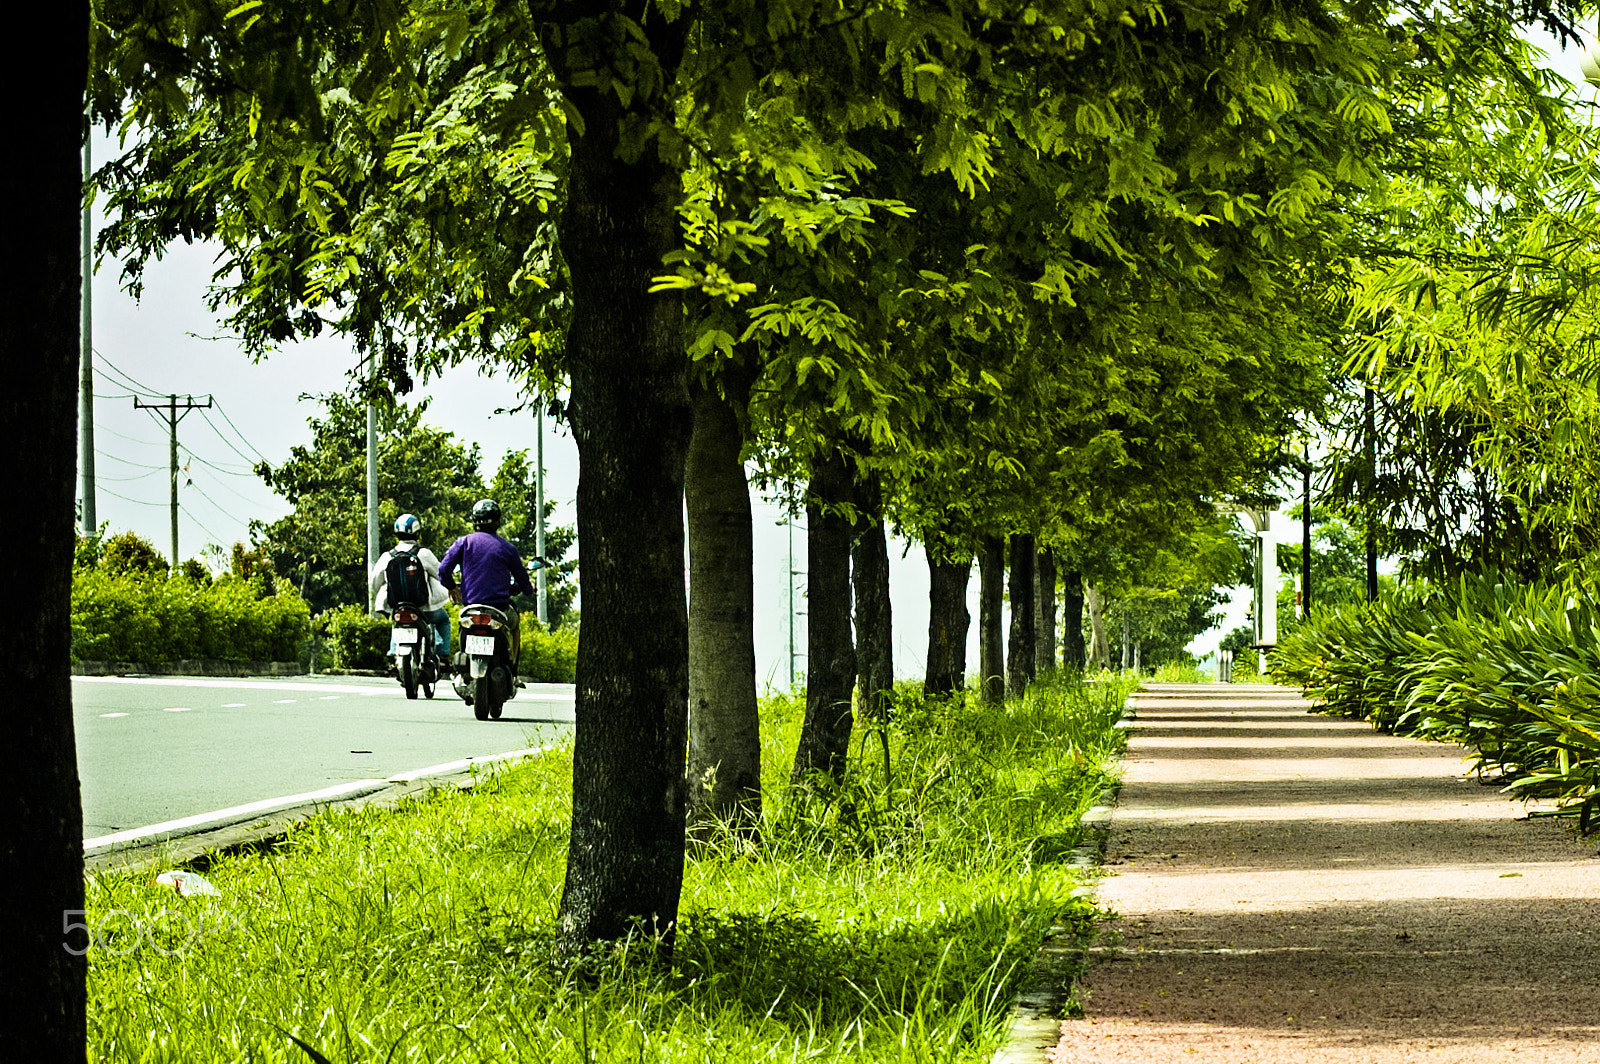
<box><xmin>471</xmin><ymin>498</ymin><xmax>502</xmax><ymax>532</ymax></box>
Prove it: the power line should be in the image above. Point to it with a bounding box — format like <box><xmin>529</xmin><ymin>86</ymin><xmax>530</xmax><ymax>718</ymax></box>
<box><xmin>180</xmin><ymin>457</ymin><xmax>271</xmax><ymax>508</ymax></box>
<box><xmin>94</xmin><ymin>450</ymin><xmax>168</xmax><ymax>471</ymax></box>
<box><xmin>178</xmin><ymin>444</ymin><xmax>256</xmax><ymax>477</ymax></box>
<box><xmin>96</xmin><ymin>423</ymin><xmax>164</xmax><ymax>449</ymax></box>
<box><xmin>99</xmin><ymin>485</ymin><xmax>166</xmax><ymax>507</ymax></box>
<box><xmin>94</xmin><ymin>351</ymin><xmax>166</xmax><ymax>398</ymax></box>
<box><xmin>89</xmin><ymin>465</ymin><xmax>164</xmax><ymax>484</ymax></box>
<box><xmin>94</xmin><ymin>350</ymin><xmax>167</xmax><ymax>400</ymax></box>
<box><xmin>205</xmin><ymin>401</ymin><xmax>270</xmax><ymax>464</ymax></box>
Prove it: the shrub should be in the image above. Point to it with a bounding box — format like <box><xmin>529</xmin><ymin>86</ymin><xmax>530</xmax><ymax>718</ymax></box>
<box><xmin>71</xmin><ymin>568</ymin><xmax>309</xmax><ymax>663</ymax></box>
<box><xmin>97</xmin><ymin>531</ymin><xmax>168</xmax><ymax>577</ymax></box>
<box><xmin>1273</xmin><ymin>570</ymin><xmax>1600</xmax><ymax>828</ymax></box>
<box><xmin>321</xmin><ymin>604</ymin><xmax>390</xmax><ymax>671</ymax></box>
<box><xmin>519</xmin><ymin>619</ymin><xmax>578</xmax><ymax>683</ymax></box>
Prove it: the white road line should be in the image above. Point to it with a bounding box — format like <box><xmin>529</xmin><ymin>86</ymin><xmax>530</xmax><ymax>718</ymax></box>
<box><xmin>73</xmin><ymin>675</ymin><xmax>577</xmax><ymax>701</ymax></box>
<box><xmin>222</xmin><ymin>703</ymin><xmax>246</xmax><ymax>707</ymax></box>
<box><xmin>272</xmin><ymin>699</ymin><xmax>296</xmax><ymax>704</ymax></box>
<box><xmin>83</xmin><ymin>746</ymin><xmax>551</xmax><ymax>849</ymax></box>
<box><xmin>73</xmin><ymin>676</ymin><xmax>397</xmax><ymax>696</ymax></box>
<box><xmin>162</xmin><ymin>707</ymin><xmax>193</xmax><ymax>713</ymax></box>
<box><xmin>100</xmin><ymin>712</ymin><xmax>128</xmax><ymax>718</ymax></box>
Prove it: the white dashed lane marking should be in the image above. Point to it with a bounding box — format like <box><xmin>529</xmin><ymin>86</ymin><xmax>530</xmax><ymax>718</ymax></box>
<box><xmin>222</xmin><ymin>703</ymin><xmax>246</xmax><ymax>708</ymax></box>
<box><xmin>100</xmin><ymin>712</ymin><xmax>128</xmax><ymax>718</ymax></box>
<box><xmin>162</xmin><ymin>707</ymin><xmax>193</xmax><ymax>713</ymax></box>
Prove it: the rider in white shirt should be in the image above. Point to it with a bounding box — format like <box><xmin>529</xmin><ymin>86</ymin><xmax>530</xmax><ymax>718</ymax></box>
<box><xmin>369</xmin><ymin>513</ymin><xmax>452</xmax><ymax>666</ymax></box>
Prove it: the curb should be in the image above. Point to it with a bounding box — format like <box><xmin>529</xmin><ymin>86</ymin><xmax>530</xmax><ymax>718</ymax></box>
<box><xmin>74</xmin><ymin>659</ymin><xmax>305</xmax><ymax>677</ymax></box>
<box><xmin>84</xmin><ymin>747</ymin><xmax>549</xmax><ymax>875</ymax></box>
<box><xmin>989</xmin><ymin>693</ymin><xmax>1137</xmax><ymax>1064</ymax></box>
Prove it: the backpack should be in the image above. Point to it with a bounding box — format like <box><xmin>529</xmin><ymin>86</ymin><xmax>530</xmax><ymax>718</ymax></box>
<box><xmin>385</xmin><ymin>547</ymin><xmax>430</xmax><ymax>609</ymax></box>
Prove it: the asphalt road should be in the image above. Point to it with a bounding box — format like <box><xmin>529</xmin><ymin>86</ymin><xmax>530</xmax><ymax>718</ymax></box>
<box><xmin>74</xmin><ymin>674</ymin><xmax>575</xmax><ymax>841</ymax></box>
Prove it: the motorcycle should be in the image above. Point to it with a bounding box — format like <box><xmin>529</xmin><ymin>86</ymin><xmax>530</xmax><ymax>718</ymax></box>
<box><xmin>390</xmin><ymin>604</ymin><xmax>439</xmax><ymax>700</ymax></box>
<box><xmin>454</xmin><ymin>603</ymin><xmax>517</xmax><ymax>721</ymax></box>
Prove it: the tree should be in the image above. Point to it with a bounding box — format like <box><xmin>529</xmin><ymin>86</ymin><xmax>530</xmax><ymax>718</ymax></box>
<box><xmin>2</xmin><ymin>0</ymin><xmax>88</xmax><ymax>1052</ymax></box>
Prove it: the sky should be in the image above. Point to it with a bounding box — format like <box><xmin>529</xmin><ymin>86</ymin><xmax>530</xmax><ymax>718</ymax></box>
<box><xmin>81</xmin><ymin>29</ymin><xmax>1595</xmax><ymax>682</ymax></box>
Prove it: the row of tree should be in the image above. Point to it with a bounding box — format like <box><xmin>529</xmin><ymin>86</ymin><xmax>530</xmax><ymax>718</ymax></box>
<box><xmin>11</xmin><ymin>0</ymin><xmax>1593</xmax><ymax>1053</ymax></box>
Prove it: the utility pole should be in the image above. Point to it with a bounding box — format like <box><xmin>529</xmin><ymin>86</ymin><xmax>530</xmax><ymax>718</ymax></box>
<box><xmin>365</xmin><ymin>350</ymin><xmax>379</xmax><ymax>595</ymax></box>
<box><xmin>536</xmin><ymin>396</ymin><xmax>548</xmax><ymax>625</ymax></box>
<box><xmin>134</xmin><ymin>393</ymin><xmax>212</xmax><ymax>567</ymax></box>
<box><xmin>79</xmin><ymin>138</ymin><xmax>95</xmax><ymax>535</ymax></box>
<box><xmin>1364</xmin><ymin>385</ymin><xmax>1378</xmax><ymax>603</ymax></box>
<box><xmin>1302</xmin><ymin>441</ymin><xmax>1312</xmax><ymax>619</ymax></box>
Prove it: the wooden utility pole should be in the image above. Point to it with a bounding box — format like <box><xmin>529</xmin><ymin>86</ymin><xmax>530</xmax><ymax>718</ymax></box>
<box><xmin>134</xmin><ymin>393</ymin><xmax>212</xmax><ymax>567</ymax></box>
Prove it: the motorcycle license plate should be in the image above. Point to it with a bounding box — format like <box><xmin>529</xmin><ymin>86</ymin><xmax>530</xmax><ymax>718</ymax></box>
<box><xmin>465</xmin><ymin>635</ymin><xmax>496</xmax><ymax>656</ymax></box>
<box><xmin>394</xmin><ymin>629</ymin><xmax>420</xmax><ymax>645</ymax></box>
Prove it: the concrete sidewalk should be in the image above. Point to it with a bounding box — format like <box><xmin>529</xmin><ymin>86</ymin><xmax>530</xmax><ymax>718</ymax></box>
<box><xmin>1052</xmin><ymin>682</ymin><xmax>1600</xmax><ymax>1063</ymax></box>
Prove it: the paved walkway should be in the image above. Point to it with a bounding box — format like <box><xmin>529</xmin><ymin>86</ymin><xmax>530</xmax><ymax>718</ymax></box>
<box><xmin>1052</xmin><ymin>682</ymin><xmax>1600</xmax><ymax>1063</ymax></box>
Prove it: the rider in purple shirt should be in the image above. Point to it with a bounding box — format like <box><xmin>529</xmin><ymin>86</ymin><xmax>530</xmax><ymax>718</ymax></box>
<box><xmin>439</xmin><ymin>499</ymin><xmax>540</xmax><ymax>671</ymax></box>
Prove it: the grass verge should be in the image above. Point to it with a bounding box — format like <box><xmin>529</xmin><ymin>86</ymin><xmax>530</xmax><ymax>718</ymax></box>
<box><xmin>86</xmin><ymin>675</ymin><xmax>1135</xmax><ymax>1062</ymax></box>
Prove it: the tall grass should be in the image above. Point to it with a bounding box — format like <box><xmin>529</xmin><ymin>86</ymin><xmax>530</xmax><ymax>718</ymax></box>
<box><xmin>86</xmin><ymin>676</ymin><xmax>1135</xmax><ymax>1062</ymax></box>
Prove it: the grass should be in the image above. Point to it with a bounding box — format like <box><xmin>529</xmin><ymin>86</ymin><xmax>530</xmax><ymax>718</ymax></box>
<box><xmin>85</xmin><ymin>675</ymin><xmax>1136</xmax><ymax>1062</ymax></box>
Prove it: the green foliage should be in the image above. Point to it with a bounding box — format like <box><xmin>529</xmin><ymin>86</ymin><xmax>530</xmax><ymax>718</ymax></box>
<box><xmin>71</xmin><ymin>568</ymin><xmax>308</xmax><ymax>664</ymax></box>
<box><xmin>84</xmin><ymin>674</ymin><xmax>1137</xmax><ymax>1062</ymax></box>
<box><xmin>519</xmin><ymin>618</ymin><xmax>577</xmax><ymax>684</ymax></box>
<box><xmin>1274</xmin><ymin>571</ymin><xmax>1600</xmax><ymax>827</ymax></box>
<box><xmin>96</xmin><ymin>530</ymin><xmax>169</xmax><ymax>577</ymax></box>
<box><xmin>319</xmin><ymin>604</ymin><xmax>390</xmax><ymax>672</ymax></box>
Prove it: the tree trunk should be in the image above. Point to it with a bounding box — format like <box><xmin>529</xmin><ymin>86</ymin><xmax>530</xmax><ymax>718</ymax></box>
<box><xmin>1086</xmin><ymin>583</ymin><xmax>1111</xmax><ymax>669</ymax></box>
<box><xmin>978</xmin><ymin>535</ymin><xmax>1006</xmax><ymax>704</ymax></box>
<box><xmin>1061</xmin><ymin>569</ymin><xmax>1086</xmax><ymax>671</ymax></box>
<box><xmin>548</xmin><ymin>22</ymin><xmax>694</xmax><ymax>954</ymax></box>
<box><xmin>1034</xmin><ymin>547</ymin><xmax>1056</xmax><ymax>677</ymax></box>
<box><xmin>3</xmin><ymin>7</ymin><xmax>87</xmax><ymax>1051</ymax></box>
<box><xmin>685</xmin><ymin>381</ymin><xmax>759</xmax><ymax>836</ymax></box>
<box><xmin>852</xmin><ymin>470</ymin><xmax>893</xmax><ymax>721</ymax></box>
<box><xmin>792</xmin><ymin>450</ymin><xmax>856</xmax><ymax>783</ymax></box>
<box><xmin>923</xmin><ymin>537</ymin><xmax>970</xmax><ymax>696</ymax></box>
<box><xmin>1006</xmin><ymin>532</ymin><xmax>1035</xmax><ymax>698</ymax></box>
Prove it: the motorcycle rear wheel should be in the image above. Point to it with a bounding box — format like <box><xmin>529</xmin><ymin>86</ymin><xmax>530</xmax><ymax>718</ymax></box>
<box><xmin>400</xmin><ymin>651</ymin><xmax>419</xmax><ymax>699</ymax></box>
<box><xmin>473</xmin><ymin>674</ymin><xmax>492</xmax><ymax>721</ymax></box>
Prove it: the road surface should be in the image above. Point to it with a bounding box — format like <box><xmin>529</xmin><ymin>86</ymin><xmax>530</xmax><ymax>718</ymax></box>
<box><xmin>74</xmin><ymin>674</ymin><xmax>574</xmax><ymax>841</ymax></box>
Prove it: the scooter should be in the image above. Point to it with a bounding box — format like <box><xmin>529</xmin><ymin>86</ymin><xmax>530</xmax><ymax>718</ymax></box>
<box><xmin>454</xmin><ymin>603</ymin><xmax>517</xmax><ymax>721</ymax></box>
<box><xmin>390</xmin><ymin>603</ymin><xmax>439</xmax><ymax>700</ymax></box>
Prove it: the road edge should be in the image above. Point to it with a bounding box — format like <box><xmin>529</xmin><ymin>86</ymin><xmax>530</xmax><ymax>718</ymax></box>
<box><xmin>84</xmin><ymin>747</ymin><xmax>549</xmax><ymax>875</ymax></box>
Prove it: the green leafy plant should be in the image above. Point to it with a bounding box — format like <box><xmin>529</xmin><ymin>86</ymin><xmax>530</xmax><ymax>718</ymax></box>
<box><xmin>319</xmin><ymin>604</ymin><xmax>390</xmax><ymax>671</ymax></box>
<box><xmin>1274</xmin><ymin>571</ymin><xmax>1600</xmax><ymax>827</ymax></box>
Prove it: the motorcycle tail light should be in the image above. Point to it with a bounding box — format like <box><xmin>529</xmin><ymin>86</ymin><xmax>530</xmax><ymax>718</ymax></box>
<box><xmin>465</xmin><ymin>611</ymin><xmax>498</xmax><ymax>629</ymax></box>
<box><xmin>394</xmin><ymin>608</ymin><xmax>418</xmax><ymax>624</ymax></box>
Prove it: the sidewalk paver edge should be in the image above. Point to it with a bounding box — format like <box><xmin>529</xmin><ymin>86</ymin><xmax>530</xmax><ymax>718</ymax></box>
<box><xmin>989</xmin><ymin>692</ymin><xmax>1137</xmax><ymax>1064</ymax></box>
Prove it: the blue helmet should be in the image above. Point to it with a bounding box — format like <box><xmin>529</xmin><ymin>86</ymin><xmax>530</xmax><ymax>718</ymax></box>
<box><xmin>394</xmin><ymin>513</ymin><xmax>423</xmax><ymax>537</ymax></box>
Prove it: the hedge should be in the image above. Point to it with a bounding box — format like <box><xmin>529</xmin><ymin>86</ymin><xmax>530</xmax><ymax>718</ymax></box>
<box><xmin>72</xmin><ymin>569</ymin><xmax>310</xmax><ymax>664</ymax></box>
<box><xmin>1273</xmin><ymin>570</ymin><xmax>1600</xmax><ymax>829</ymax></box>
